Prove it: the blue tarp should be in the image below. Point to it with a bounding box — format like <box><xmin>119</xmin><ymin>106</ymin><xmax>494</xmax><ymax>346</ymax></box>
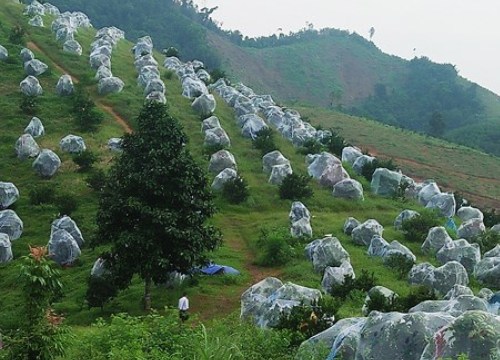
<box><xmin>200</xmin><ymin>263</ymin><xmax>240</xmax><ymax>275</ymax></box>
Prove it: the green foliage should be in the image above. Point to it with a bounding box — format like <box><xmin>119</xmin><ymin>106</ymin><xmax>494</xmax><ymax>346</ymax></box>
<box><xmin>71</xmin><ymin>89</ymin><xmax>104</xmax><ymax>131</ymax></box>
<box><xmin>202</xmin><ymin>143</ymin><xmax>227</xmax><ymax>159</ymax></box>
<box><xmin>163</xmin><ymin>46</ymin><xmax>179</xmax><ymax>58</ymax></box>
<box><xmin>401</xmin><ymin>209</ymin><xmax>441</xmax><ymax>242</ymax></box>
<box><xmin>54</xmin><ymin>193</ymin><xmax>79</xmax><ymax>216</ymax></box>
<box><xmin>275</xmin><ymin>296</ymin><xmax>340</xmax><ymax>346</ymax></box>
<box><xmin>365</xmin><ymin>285</ymin><xmax>437</xmax><ymax>313</ymax></box>
<box><xmin>321</xmin><ymin>130</ymin><xmax>348</xmax><ymax>157</ymax></box>
<box><xmin>472</xmin><ymin>229</ymin><xmax>500</xmax><ymax>253</ymax></box>
<box><xmin>428</xmin><ymin>111</ymin><xmax>445</xmax><ymax>137</ymax></box>
<box><xmin>8</xmin><ymin>24</ymin><xmax>25</xmax><ymax>44</ymax></box>
<box><xmin>255</xmin><ymin>227</ymin><xmax>295</xmax><ymax>266</ymax></box>
<box><xmin>2</xmin><ymin>251</ymin><xmax>68</xmax><ymax>360</ymax></box>
<box><xmin>94</xmin><ymin>102</ymin><xmax>221</xmax><ymax>309</ymax></box>
<box><xmin>278</xmin><ymin>173</ymin><xmax>313</xmax><ymax>200</ymax></box>
<box><xmin>72</xmin><ymin>150</ymin><xmax>98</xmax><ymax>172</ymax></box>
<box><xmin>19</xmin><ymin>95</ymin><xmax>39</xmax><ymax>115</ymax></box>
<box><xmin>252</xmin><ymin>127</ymin><xmax>278</xmax><ymax>155</ymax></box>
<box><xmin>210</xmin><ymin>68</ymin><xmax>226</xmax><ymax>83</ymax></box>
<box><xmin>483</xmin><ymin>208</ymin><xmax>500</xmax><ymax>228</ymax></box>
<box><xmin>297</xmin><ymin>139</ymin><xmax>323</xmax><ymax>155</ymax></box>
<box><xmin>86</xmin><ymin>169</ymin><xmax>107</xmax><ymax>192</ymax></box>
<box><xmin>384</xmin><ymin>253</ymin><xmax>415</xmax><ymax>279</ymax></box>
<box><xmin>85</xmin><ymin>274</ymin><xmax>118</xmax><ymax>310</ymax></box>
<box><xmin>361</xmin><ymin>157</ymin><xmax>397</xmax><ymax>182</ymax></box>
<box><xmin>64</xmin><ymin>312</ymin><xmax>294</xmax><ymax>359</ymax></box>
<box><xmin>28</xmin><ymin>184</ymin><xmax>56</xmax><ymax>205</ymax></box>
<box><xmin>221</xmin><ymin>175</ymin><xmax>249</xmax><ymax>204</ymax></box>
<box><xmin>329</xmin><ymin>269</ymin><xmax>377</xmax><ymax>300</ymax></box>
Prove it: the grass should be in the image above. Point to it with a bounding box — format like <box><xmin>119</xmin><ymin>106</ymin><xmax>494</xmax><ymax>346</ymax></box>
<box><xmin>0</xmin><ymin>2</ymin><xmax>497</xmax><ymax>356</ymax></box>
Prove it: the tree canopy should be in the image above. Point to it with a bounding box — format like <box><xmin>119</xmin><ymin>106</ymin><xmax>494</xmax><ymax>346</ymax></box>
<box><xmin>93</xmin><ymin>102</ymin><xmax>221</xmax><ymax>309</ymax></box>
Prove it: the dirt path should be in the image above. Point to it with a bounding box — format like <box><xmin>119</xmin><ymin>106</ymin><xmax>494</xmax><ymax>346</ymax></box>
<box><xmin>26</xmin><ymin>41</ymin><xmax>132</xmax><ymax>134</ymax></box>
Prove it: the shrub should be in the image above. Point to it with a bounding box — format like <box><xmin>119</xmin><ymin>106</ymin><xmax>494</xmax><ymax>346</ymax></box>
<box><xmin>86</xmin><ymin>169</ymin><xmax>107</xmax><ymax>192</ymax></box>
<box><xmin>19</xmin><ymin>95</ymin><xmax>38</xmax><ymax>115</ymax></box>
<box><xmin>275</xmin><ymin>296</ymin><xmax>340</xmax><ymax>346</ymax></box>
<box><xmin>384</xmin><ymin>253</ymin><xmax>415</xmax><ymax>279</ymax></box>
<box><xmin>221</xmin><ymin>175</ymin><xmax>249</xmax><ymax>204</ymax></box>
<box><xmin>202</xmin><ymin>143</ymin><xmax>227</xmax><ymax>159</ymax></box>
<box><xmin>255</xmin><ymin>228</ymin><xmax>294</xmax><ymax>266</ymax></box>
<box><xmin>8</xmin><ymin>24</ymin><xmax>25</xmax><ymax>44</ymax></box>
<box><xmin>54</xmin><ymin>194</ymin><xmax>79</xmax><ymax>216</ymax></box>
<box><xmin>297</xmin><ymin>139</ymin><xmax>324</xmax><ymax>155</ymax></box>
<box><xmin>321</xmin><ymin>130</ymin><xmax>348</xmax><ymax>156</ymax></box>
<box><xmin>366</xmin><ymin>285</ymin><xmax>437</xmax><ymax>313</ymax></box>
<box><xmin>210</xmin><ymin>68</ymin><xmax>227</xmax><ymax>83</ymax></box>
<box><xmin>472</xmin><ymin>230</ymin><xmax>500</xmax><ymax>253</ymax></box>
<box><xmin>329</xmin><ymin>269</ymin><xmax>377</xmax><ymax>300</ymax></box>
<box><xmin>483</xmin><ymin>208</ymin><xmax>500</xmax><ymax>228</ymax></box>
<box><xmin>279</xmin><ymin>173</ymin><xmax>313</xmax><ymax>200</ymax></box>
<box><xmin>360</xmin><ymin>157</ymin><xmax>397</xmax><ymax>182</ymax></box>
<box><xmin>29</xmin><ymin>185</ymin><xmax>56</xmax><ymax>205</ymax></box>
<box><xmin>252</xmin><ymin>127</ymin><xmax>277</xmax><ymax>156</ymax></box>
<box><xmin>85</xmin><ymin>274</ymin><xmax>118</xmax><ymax>310</ymax></box>
<box><xmin>72</xmin><ymin>150</ymin><xmax>98</xmax><ymax>172</ymax></box>
<box><xmin>163</xmin><ymin>46</ymin><xmax>179</xmax><ymax>57</ymax></box>
<box><xmin>401</xmin><ymin>209</ymin><xmax>441</xmax><ymax>242</ymax></box>
<box><xmin>71</xmin><ymin>90</ymin><xmax>104</xmax><ymax>131</ymax></box>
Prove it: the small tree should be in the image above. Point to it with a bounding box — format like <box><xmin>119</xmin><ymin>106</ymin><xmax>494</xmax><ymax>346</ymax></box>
<box><xmin>4</xmin><ymin>247</ymin><xmax>67</xmax><ymax>359</ymax></box>
<box><xmin>71</xmin><ymin>89</ymin><xmax>104</xmax><ymax>131</ymax></box>
<box><xmin>279</xmin><ymin>173</ymin><xmax>313</xmax><ymax>200</ymax></box>
<box><xmin>221</xmin><ymin>175</ymin><xmax>249</xmax><ymax>204</ymax></box>
<box><xmin>163</xmin><ymin>46</ymin><xmax>179</xmax><ymax>58</ymax></box>
<box><xmin>72</xmin><ymin>150</ymin><xmax>98</xmax><ymax>172</ymax></box>
<box><xmin>252</xmin><ymin>127</ymin><xmax>277</xmax><ymax>156</ymax></box>
<box><xmin>321</xmin><ymin>130</ymin><xmax>348</xmax><ymax>157</ymax></box>
<box><xmin>401</xmin><ymin>209</ymin><xmax>441</xmax><ymax>242</ymax></box>
<box><xmin>94</xmin><ymin>102</ymin><xmax>221</xmax><ymax>310</ymax></box>
<box><xmin>8</xmin><ymin>24</ymin><xmax>25</xmax><ymax>45</ymax></box>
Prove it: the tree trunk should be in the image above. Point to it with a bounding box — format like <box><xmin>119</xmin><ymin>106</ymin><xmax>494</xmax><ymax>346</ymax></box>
<box><xmin>143</xmin><ymin>276</ymin><xmax>152</xmax><ymax>311</ymax></box>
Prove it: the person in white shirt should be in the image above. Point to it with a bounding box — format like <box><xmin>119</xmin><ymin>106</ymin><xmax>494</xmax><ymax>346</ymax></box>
<box><xmin>178</xmin><ymin>292</ymin><xmax>189</xmax><ymax>322</ymax></box>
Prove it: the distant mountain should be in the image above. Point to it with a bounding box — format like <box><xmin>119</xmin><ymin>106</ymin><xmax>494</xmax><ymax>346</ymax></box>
<box><xmin>49</xmin><ymin>0</ymin><xmax>500</xmax><ymax>156</ymax></box>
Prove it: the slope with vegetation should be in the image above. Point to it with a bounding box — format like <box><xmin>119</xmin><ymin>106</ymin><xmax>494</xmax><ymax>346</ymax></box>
<box><xmin>0</xmin><ymin>1</ymin><xmax>499</xmax><ymax>359</ymax></box>
<box><xmin>48</xmin><ymin>0</ymin><xmax>500</xmax><ymax>156</ymax></box>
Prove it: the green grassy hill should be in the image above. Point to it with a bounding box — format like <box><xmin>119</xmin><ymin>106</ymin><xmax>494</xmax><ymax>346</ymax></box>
<box><xmin>0</xmin><ymin>2</ymin><xmax>499</xmax><ymax>358</ymax></box>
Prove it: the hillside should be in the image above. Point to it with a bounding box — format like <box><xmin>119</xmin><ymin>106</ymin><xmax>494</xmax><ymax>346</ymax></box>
<box><xmin>0</xmin><ymin>1</ymin><xmax>499</xmax><ymax>359</ymax></box>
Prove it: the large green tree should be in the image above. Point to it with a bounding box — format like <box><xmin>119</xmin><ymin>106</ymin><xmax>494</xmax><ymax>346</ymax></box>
<box><xmin>94</xmin><ymin>102</ymin><xmax>221</xmax><ymax>310</ymax></box>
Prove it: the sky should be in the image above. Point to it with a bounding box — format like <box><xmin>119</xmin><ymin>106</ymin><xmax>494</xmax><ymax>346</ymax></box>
<box><xmin>193</xmin><ymin>0</ymin><xmax>500</xmax><ymax>95</ymax></box>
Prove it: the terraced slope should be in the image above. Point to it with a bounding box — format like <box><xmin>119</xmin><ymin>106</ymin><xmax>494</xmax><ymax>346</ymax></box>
<box><xmin>0</xmin><ymin>1</ymin><xmax>498</xmax><ymax>333</ymax></box>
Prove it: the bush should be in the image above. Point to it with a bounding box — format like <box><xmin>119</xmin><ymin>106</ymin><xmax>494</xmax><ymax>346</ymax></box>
<box><xmin>472</xmin><ymin>230</ymin><xmax>500</xmax><ymax>253</ymax></box>
<box><xmin>8</xmin><ymin>24</ymin><xmax>25</xmax><ymax>44</ymax></box>
<box><xmin>329</xmin><ymin>269</ymin><xmax>377</xmax><ymax>300</ymax></box>
<box><xmin>255</xmin><ymin>228</ymin><xmax>294</xmax><ymax>266</ymax></box>
<box><xmin>275</xmin><ymin>296</ymin><xmax>340</xmax><ymax>346</ymax></box>
<box><xmin>19</xmin><ymin>95</ymin><xmax>38</xmax><ymax>115</ymax></box>
<box><xmin>54</xmin><ymin>194</ymin><xmax>79</xmax><ymax>216</ymax></box>
<box><xmin>221</xmin><ymin>175</ymin><xmax>249</xmax><ymax>204</ymax></box>
<box><xmin>401</xmin><ymin>209</ymin><xmax>441</xmax><ymax>242</ymax></box>
<box><xmin>72</xmin><ymin>150</ymin><xmax>98</xmax><ymax>172</ymax></box>
<box><xmin>252</xmin><ymin>127</ymin><xmax>277</xmax><ymax>156</ymax></box>
<box><xmin>202</xmin><ymin>143</ymin><xmax>227</xmax><ymax>159</ymax></box>
<box><xmin>297</xmin><ymin>139</ymin><xmax>324</xmax><ymax>155</ymax></box>
<box><xmin>29</xmin><ymin>185</ymin><xmax>56</xmax><ymax>205</ymax></box>
<box><xmin>483</xmin><ymin>208</ymin><xmax>500</xmax><ymax>228</ymax></box>
<box><xmin>85</xmin><ymin>274</ymin><xmax>118</xmax><ymax>310</ymax></box>
<box><xmin>279</xmin><ymin>173</ymin><xmax>313</xmax><ymax>200</ymax></box>
<box><xmin>71</xmin><ymin>90</ymin><xmax>104</xmax><ymax>131</ymax></box>
<box><xmin>86</xmin><ymin>169</ymin><xmax>107</xmax><ymax>192</ymax></box>
<box><xmin>163</xmin><ymin>46</ymin><xmax>179</xmax><ymax>57</ymax></box>
<box><xmin>210</xmin><ymin>68</ymin><xmax>227</xmax><ymax>83</ymax></box>
<box><xmin>360</xmin><ymin>157</ymin><xmax>397</xmax><ymax>182</ymax></box>
<box><xmin>384</xmin><ymin>253</ymin><xmax>415</xmax><ymax>279</ymax></box>
<box><xmin>321</xmin><ymin>130</ymin><xmax>348</xmax><ymax>157</ymax></box>
<box><xmin>366</xmin><ymin>285</ymin><xmax>437</xmax><ymax>313</ymax></box>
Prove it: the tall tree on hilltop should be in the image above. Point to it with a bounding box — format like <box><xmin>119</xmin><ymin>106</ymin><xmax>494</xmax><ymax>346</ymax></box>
<box><xmin>93</xmin><ymin>102</ymin><xmax>221</xmax><ymax>310</ymax></box>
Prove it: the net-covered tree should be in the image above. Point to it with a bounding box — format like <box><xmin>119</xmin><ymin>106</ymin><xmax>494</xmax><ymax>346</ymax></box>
<box><xmin>93</xmin><ymin>102</ymin><xmax>221</xmax><ymax>310</ymax></box>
